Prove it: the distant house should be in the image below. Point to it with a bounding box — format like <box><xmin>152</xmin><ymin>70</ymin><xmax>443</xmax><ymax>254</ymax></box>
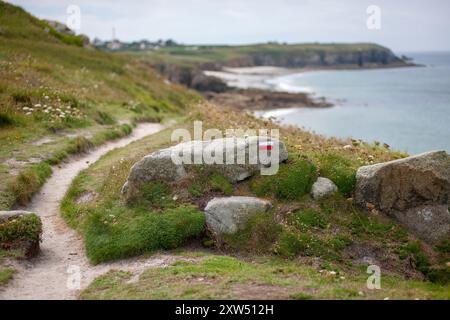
<box><xmin>107</xmin><ymin>40</ymin><xmax>123</xmax><ymax>50</ymax></box>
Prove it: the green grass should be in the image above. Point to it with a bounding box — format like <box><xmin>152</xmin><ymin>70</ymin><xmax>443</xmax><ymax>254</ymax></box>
<box><xmin>80</xmin><ymin>254</ymin><xmax>450</xmax><ymax>300</ymax></box>
<box><xmin>0</xmin><ymin>1</ymin><xmax>200</xmax><ymax>210</ymax></box>
<box><xmin>85</xmin><ymin>206</ymin><xmax>205</xmax><ymax>264</ymax></box>
<box><xmin>250</xmin><ymin>154</ymin><xmax>317</xmax><ymax>200</ymax></box>
<box><xmin>317</xmin><ymin>153</ymin><xmax>358</xmax><ymax>196</ymax></box>
<box><xmin>60</xmin><ymin>128</ymin><xmax>205</xmax><ymax>264</ymax></box>
<box><xmin>6</xmin><ymin>163</ymin><xmax>52</xmax><ymax>205</ymax></box>
<box><xmin>0</xmin><ymin>267</ymin><xmax>15</xmax><ymax>287</ymax></box>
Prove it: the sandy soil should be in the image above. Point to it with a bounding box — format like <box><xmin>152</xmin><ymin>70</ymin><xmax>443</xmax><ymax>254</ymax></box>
<box><xmin>0</xmin><ymin>123</ymin><xmax>186</xmax><ymax>300</ymax></box>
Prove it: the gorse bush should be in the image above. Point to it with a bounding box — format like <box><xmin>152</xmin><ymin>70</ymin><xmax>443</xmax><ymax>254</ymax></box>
<box><xmin>317</xmin><ymin>153</ymin><xmax>357</xmax><ymax>196</ymax></box>
<box><xmin>250</xmin><ymin>154</ymin><xmax>317</xmax><ymax>200</ymax></box>
<box><xmin>84</xmin><ymin>206</ymin><xmax>205</xmax><ymax>264</ymax></box>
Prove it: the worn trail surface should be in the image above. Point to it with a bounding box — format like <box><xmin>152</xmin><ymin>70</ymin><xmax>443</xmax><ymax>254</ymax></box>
<box><xmin>0</xmin><ymin>123</ymin><xmax>181</xmax><ymax>300</ymax></box>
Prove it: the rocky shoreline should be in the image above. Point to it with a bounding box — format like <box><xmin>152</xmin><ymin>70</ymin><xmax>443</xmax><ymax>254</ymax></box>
<box><xmin>204</xmin><ymin>88</ymin><xmax>331</xmax><ymax>111</ymax></box>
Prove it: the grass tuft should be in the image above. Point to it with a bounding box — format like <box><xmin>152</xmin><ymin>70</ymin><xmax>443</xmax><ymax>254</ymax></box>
<box><xmin>250</xmin><ymin>154</ymin><xmax>317</xmax><ymax>200</ymax></box>
<box><xmin>317</xmin><ymin>153</ymin><xmax>357</xmax><ymax>196</ymax></box>
<box><xmin>84</xmin><ymin>206</ymin><xmax>205</xmax><ymax>264</ymax></box>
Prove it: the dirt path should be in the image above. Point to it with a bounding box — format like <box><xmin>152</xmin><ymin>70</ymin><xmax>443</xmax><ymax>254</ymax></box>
<box><xmin>0</xmin><ymin>123</ymin><xmax>183</xmax><ymax>300</ymax></box>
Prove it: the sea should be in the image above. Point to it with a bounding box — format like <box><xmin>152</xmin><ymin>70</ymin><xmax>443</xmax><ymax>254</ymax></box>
<box><xmin>259</xmin><ymin>52</ymin><xmax>450</xmax><ymax>155</ymax></box>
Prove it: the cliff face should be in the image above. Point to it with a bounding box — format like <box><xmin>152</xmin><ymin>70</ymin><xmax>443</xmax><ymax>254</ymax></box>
<box><xmin>225</xmin><ymin>48</ymin><xmax>405</xmax><ymax>68</ymax></box>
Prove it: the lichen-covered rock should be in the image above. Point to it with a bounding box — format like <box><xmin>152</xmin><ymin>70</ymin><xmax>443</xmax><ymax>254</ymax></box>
<box><xmin>311</xmin><ymin>177</ymin><xmax>338</xmax><ymax>199</ymax></box>
<box><xmin>392</xmin><ymin>205</ymin><xmax>450</xmax><ymax>244</ymax></box>
<box><xmin>122</xmin><ymin>136</ymin><xmax>288</xmax><ymax>198</ymax></box>
<box><xmin>355</xmin><ymin>150</ymin><xmax>450</xmax><ymax>243</ymax></box>
<box><xmin>204</xmin><ymin>197</ymin><xmax>272</xmax><ymax>235</ymax></box>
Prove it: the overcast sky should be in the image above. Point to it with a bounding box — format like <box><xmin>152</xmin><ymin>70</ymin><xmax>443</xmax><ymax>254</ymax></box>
<box><xmin>7</xmin><ymin>0</ymin><xmax>450</xmax><ymax>52</ymax></box>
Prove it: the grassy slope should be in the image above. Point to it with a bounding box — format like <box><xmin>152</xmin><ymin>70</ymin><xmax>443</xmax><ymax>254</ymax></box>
<box><xmin>0</xmin><ymin>1</ymin><xmax>200</xmax><ymax>210</ymax></box>
<box><xmin>62</xmin><ymin>102</ymin><xmax>449</xmax><ymax>299</ymax></box>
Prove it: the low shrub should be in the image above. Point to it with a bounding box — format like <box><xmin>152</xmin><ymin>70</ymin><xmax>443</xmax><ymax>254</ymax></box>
<box><xmin>0</xmin><ymin>214</ymin><xmax>42</xmax><ymax>244</ymax></box>
<box><xmin>317</xmin><ymin>153</ymin><xmax>357</xmax><ymax>196</ymax></box>
<box><xmin>250</xmin><ymin>154</ymin><xmax>317</xmax><ymax>200</ymax></box>
<box><xmin>84</xmin><ymin>206</ymin><xmax>205</xmax><ymax>264</ymax></box>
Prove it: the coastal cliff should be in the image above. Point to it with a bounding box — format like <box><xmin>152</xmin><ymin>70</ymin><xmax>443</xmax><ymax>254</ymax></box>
<box><xmin>150</xmin><ymin>43</ymin><xmax>412</xmax><ymax>91</ymax></box>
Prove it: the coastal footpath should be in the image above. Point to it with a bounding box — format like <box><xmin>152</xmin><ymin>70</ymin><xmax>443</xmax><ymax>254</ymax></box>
<box><xmin>0</xmin><ymin>2</ymin><xmax>448</xmax><ymax>300</ymax></box>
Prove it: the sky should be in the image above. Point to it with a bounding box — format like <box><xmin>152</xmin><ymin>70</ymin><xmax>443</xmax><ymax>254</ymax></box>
<box><xmin>7</xmin><ymin>0</ymin><xmax>450</xmax><ymax>52</ymax></box>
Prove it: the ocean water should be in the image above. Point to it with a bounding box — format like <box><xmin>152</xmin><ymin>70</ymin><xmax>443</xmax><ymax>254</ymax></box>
<box><xmin>262</xmin><ymin>52</ymin><xmax>450</xmax><ymax>155</ymax></box>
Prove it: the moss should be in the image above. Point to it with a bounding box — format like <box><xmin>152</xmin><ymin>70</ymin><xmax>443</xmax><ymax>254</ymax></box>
<box><xmin>250</xmin><ymin>154</ymin><xmax>317</xmax><ymax>200</ymax></box>
<box><xmin>317</xmin><ymin>153</ymin><xmax>357</xmax><ymax>196</ymax></box>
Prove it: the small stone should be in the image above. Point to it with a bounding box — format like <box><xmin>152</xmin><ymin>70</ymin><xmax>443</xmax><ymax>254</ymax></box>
<box><xmin>204</xmin><ymin>196</ymin><xmax>272</xmax><ymax>235</ymax></box>
<box><xmin>311</xmin><ymin>177</ymin><xmax>338</xmax><ymax>200</ymax></box>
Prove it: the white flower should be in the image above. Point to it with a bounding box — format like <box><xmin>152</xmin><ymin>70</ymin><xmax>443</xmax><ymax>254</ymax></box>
<box><xmin>35</xmin><ymin>104</ymin><xmax>41</xmax><ymax>107</ymax></box>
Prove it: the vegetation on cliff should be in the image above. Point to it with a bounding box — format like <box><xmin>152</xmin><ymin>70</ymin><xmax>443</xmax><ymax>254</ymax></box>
<box><xmin>0</xmin><ymin>1</ymin><xmax>199</xmax><ymax>210</ymax></box>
